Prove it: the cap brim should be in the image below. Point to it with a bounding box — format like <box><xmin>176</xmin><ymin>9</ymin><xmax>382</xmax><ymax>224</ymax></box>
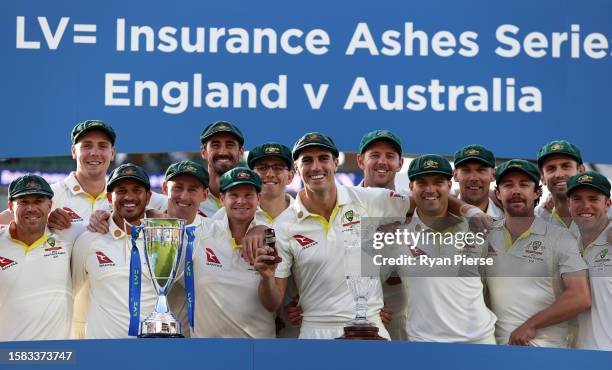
<box><xmin>292</xmin><ymin>143</ymin><xmax>339</xmax><ymax>160</ymax></box>
<box><xmin>567</xmin><ymin>183</ymin><xmax>610</xmax><ymax>198</ymax></box>
<box><xmin>497</xmin><ymin>168</ymin><xmax>539</xmax><ymax>184</ymax></box>
<box><xmin>201</xmin><ymin>129</ymin><xmax>244</xmax><ymax>146</ymax></box>
<box><xmin>165</xmin><ymin>172</ymin><xmax>208</xmax><ymax>187</ymax></box>
<box><xmin>454</xmin><ymin>156</ymin><xmax>494</xmax><ymax>168</ymax></box>
<box><xmin>248</xmin><ymin>155</ymin><xmax>293</xmax><ymax>170</ymax></box>
<box><xmin>361</xmin><ymin>138</ymin><xmax>402</xmax><ymax>155</ymax></box>
<box><xmin>107</xmin><ymin>175</ymin><xmax>151</xmax><ymax>191</ymax></box>
<box><xmin>74</xmin><ymin>127</ymin><xmax>115</xmax><ymax>145</ymax></box>
<box><xmin>10</xmin><ymin>189</ymin><xmax>53</xmax><ymax>200</ymax></box>
<box><xmin>221</xmin><ymin>180</ymin><xmax>261</xmax><ymax>193</ymax></box>
<box><xmin>537</xmin><ymin>152</ymin><xmax>582</xmax><ymax>167</ymax></box>
<box><xmin>408</xmin><ymin>170</ymin><xmax>452</xmax><ymax>181</ymax></box>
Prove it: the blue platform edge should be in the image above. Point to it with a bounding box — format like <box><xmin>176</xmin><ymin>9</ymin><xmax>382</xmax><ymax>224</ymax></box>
<box><xmin>0</xmin><ymin>338</ymin><xmax>609</xmax><ymax>370</ymax></box>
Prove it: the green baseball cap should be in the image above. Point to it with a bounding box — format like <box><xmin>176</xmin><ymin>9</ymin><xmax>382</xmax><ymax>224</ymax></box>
<box><xmin>200</xmin><ymin>121</ymin><xmax>244</xmax><ymax>146</ymax></box>
<box><xmin>247</xmin><ymin>142</ymin><xmax>293</xmax><ymax>170</ymax></box>
<box><xmin>537</xmin><ymin>140</ymin><xmax>583</xmax><ymax>168</ymax></box>
<box><xmin>107</xmin><ymin>163</ymin><xmax>151</xmax><ymax>192</ymax></box>
<box><xmin>8</xmin><ymin>174</ymin><xmax>54</xmax><ymax>201</ymax></box>
<box><xmin>219</xmin><ymin>167</ymin><xmax>262</xmax><ymax>193</ymax></box>
<box><xmin>71</xmin><ymin>120</ymin><xmax>116</xmax><ymax>145</ymax></box>
<box><xmin>454</xmin><ymin>144</ymin><xmax>496</xmax><ymax>168</ymax></box>
<box><xmin>292</xmin><ymin>132</ymin><xmax>339</xmax><ymax>160</ymax></box>
<box><xmin>165</xmin><ymin>160</ymin><xmax>209</xmax><ymax>188</ymax></box>
<box><xmin>566</xmin><ymin>171</ymin><xmax>611</xmax><ymax>198</ymax></box>
<box><xmin>359</xmin><ymin>130</ymin><xmax>402</xmax><ymax>155</ymax></box>
<box><xmin>496</xmin><ymin>159</ymin><xmax>540</xmax><ymax>184</ymax></box>
<box><xmin>408</xmin><ymin>154</ymin><xmax>453</xmax><ymax>181</ymax></box>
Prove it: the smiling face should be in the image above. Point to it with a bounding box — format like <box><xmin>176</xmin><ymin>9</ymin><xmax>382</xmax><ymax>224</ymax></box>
<box><xmin>295</xmin><ymin>147</ymin><xmax>339</xmax><ymax>194</ymax></box>
<box><xmin>409</xmin><ymin>174</ymin><xmax>452</xmax><ymax>217</ymax></box>
<box><xmin>9</xmin><ymin>194</ymin><xmax>52</xmax><ymax>236</ymax></box>
<box><xmin>496</xmin><ymin>171</ymin><xmax>541</xmax><ymax>218</ymax></box>
<box><xmin>72</xmin><ymin>130</ymin><xmax>116</xmax><ymax>179</ymax></box>
<box><xmin>252</xmin><ymin>157</ymin><xmax>293</xmax><ymax>199</ymax></box>
<box><xmin>107</xmin><ymin>179</ymin><xmax>151</xmax><ymax>224</ymax></box>
<box><xmin>200</xmin><ymin>133</ymin><xmax>244</xmax><ymax>176</ymax></box>
<box><xmin>221</xmin><ymin>184</ymin><xmax>260</xmax><ymax>223</ymax></box>
<box><xmin>453</xmin><ymin>161</ymin><xmax>495</xmax><ymax>207</ymax></box>
<box><xmin>540</xmin><ymin>154</ymin><xmax>584</xmax><ymax>200</ymax></box>
<box><xmin>164</xmin><ymin>175</ymin><xmax>208</xmax><ymax>224</ymax></box>
<box><xmin>569</xmin><ymin>188</ymin><xmax>611</xmax><ymax>231</ymax></box>
<box><xmin>357</xmin><ymin>141</ymin><xmax>403</xmax><ymax>190</ymax></box>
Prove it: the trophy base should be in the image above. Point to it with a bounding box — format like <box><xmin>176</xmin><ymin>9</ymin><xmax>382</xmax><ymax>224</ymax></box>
<box><xmin>138</xmin><ymin>333</ymin><xmax>184</xmax><ymax>339</ymax></box>
<box><xmin>337</xmin><ymin>325</ymin><xmax>387</xmax><ymax>340</ymax></box>
<box><xmin>139</xmin><ymin>311</ymin><xmax>183</xmax><ymax>339</ymax></box>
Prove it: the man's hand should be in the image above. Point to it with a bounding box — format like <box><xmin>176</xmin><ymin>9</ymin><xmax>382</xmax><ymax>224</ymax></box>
<box><xmin>88</xmin><ymin>210</ymin><xmax>111</xmax><ymax>233</ymax></box>
<box><xmin>542</xmin><ymin>194</ymin><xmax>554</xmax><ymax>212</ymax></box>
<box><xmin>466</xmin><ymin>209</ymin><xmax>494</xmax><ymax>234</ymax></box>
<box><xmin>283</xmin><ymin>296</ymin><xmax>302</xmax><ymax>326</ymax></box>
<box><xmin>508</xmin><ymin>322</ymin><xmax>536</xmax><ymax>346</ymax></box>
<box><xmin>243</xmin><ymin>225</ymin><xmax>269</xmax><ymax>265</ymax></box>
<box><xmin>254</xmin><ymin>245</ymin><xmax>279</xmax><ymax>279</ymax></box>
<box><xmin>47</xmin><ymin>208</ymin><xmax>72</xmax><ymax>230</ymax></box>
<box><xmin>380</xmin><ymin>304</ymin><xmax>393</xmax><ymax>326</ymax></box>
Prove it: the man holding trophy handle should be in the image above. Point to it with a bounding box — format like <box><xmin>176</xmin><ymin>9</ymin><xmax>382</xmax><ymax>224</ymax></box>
<box><xmin>256</xmin><ymin>132</ymin><xmax>491</xmax><ymax>339</ymax></box>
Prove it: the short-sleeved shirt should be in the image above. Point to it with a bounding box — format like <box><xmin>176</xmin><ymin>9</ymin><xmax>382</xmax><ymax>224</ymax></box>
<box><xmin>485</xmin><ymin>217</ymin><xmax>588</xmax><ymax>347</ymax></box>
<box><xmin>0</xmin><ymin>225</ymin><xmax>83</xmax><ymax>341</ymax></box>
<box><xmin>71</xmin><ymin>218</ymin><xmax>158</xmax><ymax>339</ymax></box>
<box><xmin>274</xmin><ymin>185</ymin><xmax>410</xmax><ymax>332</ymax></box>
<box><xmin>385</xmin><ymin>214</ymin><xmax>496</xmax><ymax>342</ymax></box>
<box><xmin>576</xmin><ymin>222</ymin><xmax>612</xmax><ymax>351</ymax></box>
<box><xmin>51</xmin><ymin>172</ymin><xmax>110</xmax><ymax>222</ymax></box>
<box><xmin>192</xmin><ymin>216</ymin><xmax>275</xmax><ymax>338</ymax></box>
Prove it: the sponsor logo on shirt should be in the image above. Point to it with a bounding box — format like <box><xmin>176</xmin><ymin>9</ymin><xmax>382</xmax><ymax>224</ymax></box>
<box><xmin>63</xmin><ymin>207</ymin><xmax>84</xmax><ymax>222</ymax></box>
<box><xmin>96</xmin><ymin>251</ymin><xmax>115</xmax><ymax>266</ymax></box>
<box><xmin>592</xmin><ymin>248</ymin><xmax>611</xmax><ymax>268</ymax></box>
<box><xmin>206</xmin><ymin>248</ymin><xmax>222</xmax><ymax>267</ymax></box>
<box><xmin>0</xmin><ymin>256</ymin><xmax>17</xmax><ymax>270</ymax></box>
<box><xmin>292</xmin><ymin>234</ymin><xmax>318</xmax><ymax>249</ymax></box>
<box><xmin>409</xmin><ymin>246</ymin><xmax>428</xmax><ymax>257</ymax></box>
<box><xmin>388</xmin><ymin>191</ymin><xmax>406</xmax><ymax>199</ymax></box>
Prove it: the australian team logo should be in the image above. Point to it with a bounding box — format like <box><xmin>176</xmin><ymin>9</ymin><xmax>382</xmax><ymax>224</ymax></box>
<box><xmin>464</xmin><ymin>148</ymin><xmax>480</xmax><ymax>156</ymax></box>
<box><xmin>264</xmin><ymin>146</ymin><xmax>281</xmax><ymax>154</ymax></box>
<box><xmin>292</xmin><ymin>234</ymin><xmax>318</xmax><ymax>249</ymax></box>
<box><xmin>236</xmin><ymin>172</ymin><xmax>251</xmax><ymax>179</ymax></box>
<box><xmin>593</xmin><ymin>248</ymin><xmax>610</xmax><ymax>267</ymax></box>
<box><xmin>550</xmin><ymin>143</ymin><xmax>564</xmax><ymax>151</ymax></box>
<box><xmin>0</xmin><ymin>256</ymin><xmax>17</xmax><ymax>270</ymax></box>
<box><xmin>423</xmin><ymin>160</ymin><xmax>438</xmax><ymax>169</ymax></box>
<box><xmin>342</xmin><ymin>210</ymin><xmax>360</xmax><ymax>228</ymax></box>
<box><xmin>43</xmin><ymin>237</ymin><xmax>66</xmax><ymax>258</ymax></box>
<box><xmin>522</xmin><ymin>240</ymin><xmax>545</xmax><ymax>261</ymax></box>
<box><xmin>577</xmin><ymin>174</ymin><xmax>594</xmax><ymax>183</ymax></box>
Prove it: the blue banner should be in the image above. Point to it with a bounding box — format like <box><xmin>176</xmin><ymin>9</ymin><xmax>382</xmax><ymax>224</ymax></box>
<box><xmin>0</xmin><ymin>339</ymin><xmax>609</xmax><ymax>370</ymax></box>
<box><xmin>2</xmin><ymin>0</ymin><xmax>611</xmax><ymax>162</ymax></box>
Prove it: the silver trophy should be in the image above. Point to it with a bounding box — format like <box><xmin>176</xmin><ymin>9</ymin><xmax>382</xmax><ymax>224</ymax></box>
<box><xmin>340</xmin><ymin>225</ymin><xmax>385</xmax><ymax>340</ymax></box>
<box><xmin>138</xmin><ymin>218</ymin><xmax>186</xmax><ymax>338</ymax></box>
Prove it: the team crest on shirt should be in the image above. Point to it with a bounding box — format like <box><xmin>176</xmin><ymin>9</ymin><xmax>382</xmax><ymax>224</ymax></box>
<box><xmin>292</xmin><ymin>234</ymin><xmax>318</xmax><ymax>249</ymax></box>
<box><xmin>63</xmin><ymin>207</ymin><xmax>84</xmax><ymax>222</ymax></box>
<box><xmin>342</xmin><ymin>209</ymin><xmax>361</xmax><ymax>228</ymax></box>
<box><xmin>520</xmin><ymin>240</ymin><xmax>545</xmax><ymax>262</ymax></box>
<box><xmin>0</xmin><ymin>256</ymin><xmax>17</xmax><ymax>270</ymax></box>
<box><xmin>205</xmin><ymin>248</ymin><xmax>222</xmax><ymax>267</ymax></box>
<box><xmin>592</xmin><ymin>248</ymin><xmax>611</xmax><ymax>270</ymax></box>
<box><xmin>43</xmin><ymin>237</ymin><xmax>66</xmax><ymax>258</ymax></box>
<box><xmin>96</xmin><ymin>251</ymin><xmax>115</xmax><ymax>267</ymax></box>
